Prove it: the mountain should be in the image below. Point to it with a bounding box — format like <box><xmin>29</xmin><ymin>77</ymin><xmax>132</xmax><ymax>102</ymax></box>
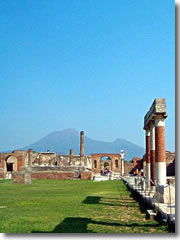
<box><xmin>21</xmin><ymin>128</ymin><xmax>145</xmax><ymax>161</ymax></box>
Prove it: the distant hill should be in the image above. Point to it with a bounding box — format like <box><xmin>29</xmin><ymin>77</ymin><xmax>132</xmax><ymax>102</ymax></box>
<box><xmin>21</xmin><ymin>128</ymin><xmax>145</xmax><ymax>161</ymax></box>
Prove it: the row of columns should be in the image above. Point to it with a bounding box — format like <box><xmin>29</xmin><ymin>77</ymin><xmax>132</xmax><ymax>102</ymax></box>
<box><xmin>145</xmin><ymin>117</ymin><xmax>166</xmax><ymax>188</ymax></box>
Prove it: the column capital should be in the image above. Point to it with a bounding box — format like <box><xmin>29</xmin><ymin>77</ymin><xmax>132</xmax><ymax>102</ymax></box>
<box><xmin>146</xmin><ymin>129</ymin><xmax>150</xmax><ymax>136</ymax></box>
<box><xmin>155</xmin><ymin>117</ymin><xmax>165</xmax><ymax>127</ymax></box>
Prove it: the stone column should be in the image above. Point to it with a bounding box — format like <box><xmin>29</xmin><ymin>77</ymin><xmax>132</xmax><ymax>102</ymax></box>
<box><xmin>145</xmin><ymin>129</ymin><xmax>151</xmax><ymax>188</ymax></box>
<box><xmin>28</xmin><ymin>149</ymin><xmax>32</xmax><ymax>166</ymax></box>
<box><xmin>80</xmin><ymin>131</ymin><xmax>84</xmax><ymax>166</ymax></box>
<box><xmin>80</xmin><ymin>131</ymin><xmax>84</xmax><ymax>157</ymax></box>
<box><xmin>150</xmin><ymin>123</ymin><xmax>155</xmax><ymax>187</ymax></box>
<box><xmin>69</xmin><ymin>149</ymin><xmax>74</xmax><ymax>165</ymax></box>
<box><xmin>155</xmin><ymin>117</ymin><xmax>166</xmax><ymax>185</ymax></box>
<box><xmin>121</xmin><ymin>159</ymin><xmax>124</xmax><ymax>176</ymax></box>
<box><xmin>120</xmin><ymin>150</ymin><xmax>124</xmax><ymax>176</ymax></box>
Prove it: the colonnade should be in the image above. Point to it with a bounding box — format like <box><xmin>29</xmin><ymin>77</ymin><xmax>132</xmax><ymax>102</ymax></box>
<box><xmin>144</xmin><ymin>99</ymin><xmax>167</xmax><ymax>188</ymax></box>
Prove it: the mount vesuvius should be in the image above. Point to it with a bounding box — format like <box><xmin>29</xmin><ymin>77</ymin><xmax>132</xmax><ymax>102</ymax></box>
<box><xmin>21</xmin><ymin>128</ymin><xmax>144</xmax><ymax>161</ymax></box>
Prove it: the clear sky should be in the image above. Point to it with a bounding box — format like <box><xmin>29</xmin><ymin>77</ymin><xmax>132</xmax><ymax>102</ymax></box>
<box><xmin>0</xmin><ymin>0</ymin><xmax>175</xmax><ymax>152</ymax></box>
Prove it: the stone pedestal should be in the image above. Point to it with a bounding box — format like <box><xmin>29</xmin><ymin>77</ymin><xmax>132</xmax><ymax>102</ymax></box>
<box><xmin>12</xmin><ymin>169</ymin><xmax>32</xmax><ymax>184</ymax></box>
<box><xmin>153</xmin><ymin>184</ymin><xmax>175</xmax><ymax>204</ymax></box>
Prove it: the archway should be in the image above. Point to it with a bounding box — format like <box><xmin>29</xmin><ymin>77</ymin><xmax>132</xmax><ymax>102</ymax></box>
<box><xmin>6</xmin><ymin>156</ymin><xmax>17</xmax><ymax>179</ymax></box>
<box><xmin>100</xmin><ymin>156</ymin><xmax>112</xmax><ymax>175</ymax></box>
<box><xmin>91</xmin><ymin>153</ymin><xmax>121</xmax><ymax>175</ymax></box>
<box><xmin>6</xmin><ymin>156</ymin><xmax>17</xmax><ymax>171</ymax></box>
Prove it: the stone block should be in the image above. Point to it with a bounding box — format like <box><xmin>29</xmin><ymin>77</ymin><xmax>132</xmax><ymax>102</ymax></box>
<box><xmin>31</xmin><ymin>171</ymin><xmax>74</xmax><ymax>180</ymax></box>
<box><xmin>154</xmin><ymin>184</ymin><xmax>175</xmax><ymax>204</ymax></box>
<box><xmin>12</xmin><ymin>171</ymin><xmax>32</xmax><ymax>184</ymax></box>
<box><xmin>146</xmin><ymin>209</ymin><xmax>156</xmax><ymax>219</ymax></box>
<box><xmin>80</xmin><ymin>172</ymin><xmax>92</xmax><ymax>180</ymax></box>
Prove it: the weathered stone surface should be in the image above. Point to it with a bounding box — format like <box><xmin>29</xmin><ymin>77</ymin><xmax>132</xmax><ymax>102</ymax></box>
<box><xmin>12</xmin><ymin>170</ymin><xmax>31</xmax><ymax>184</ymax></box>
<box><xmin>124</xmin><ymin>162</ymin><xmax>134</xmax><ymax>174</ymax></box>
<box><xmin>0</xmin><ymin>171</ymin><xmax>5</xmax><ymax>178</ymax></box>
<box><xmin>146</xmin><ymin>209</ymin><xmax>156</xmax><ymax>220</ymax></box>
<box><xmin>144</xmin><ymin>98</ymin><xmax>167</xmax><ymax>129</ymax></box>
<box><xmin>153</xmin><ymin>184</ymin><xmax>175</xmax><ymax>204</ymax></box>
<box><xmin>31</xmin><ymin>171</ymin><xmax>74</xmax><ymax>180</ymax></box>
<box><xmin>80</xmin><ymin>172</ymin><xmax>92</xmax><ymax>180</ymax></box>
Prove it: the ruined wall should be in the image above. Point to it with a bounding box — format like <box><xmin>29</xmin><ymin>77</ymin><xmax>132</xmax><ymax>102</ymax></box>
<box><xmin>124</xmin><ymin>151</ymin><xmax>175</xmax><ymax>176</ymax></box>
<box><xmin>0</xmin><ymin>151</ymin><xmax>27</xmax><ymax>178</ymax></box>
<box><xmin>124</xmin><ymin>162</ymin><xmax>134</xmax><ymax>175</ymax></box>
<box><xmin>80</xmin><ymin>172</ymin><xmax>92</xmax><ymax>180</ymax></box>
<box><xmin>166</xmin><ymin>151</ymin><xmax>175</xmax><ymax>176</ymax></box>
<box><xmin>91</xmin><ymin>153</ymin><xmax>121</xmax><ymax>174</ymax></box>
<box><xmin>12</xmin><ymin>171</ymin><xmax>31</xmax><ymax>184</ymax></box>
<box><xmin>31</xmin><ymin>172</ymin><xmax>74</xmax><ymax>180</ymax></box>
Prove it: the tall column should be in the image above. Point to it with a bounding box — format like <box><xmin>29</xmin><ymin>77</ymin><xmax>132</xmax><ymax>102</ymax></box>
<box><xmin>121</xmin><ymin>159</ymin><xmax>124</xmax><ymax>176</ymax></box>
<box><xmin>145</xmin><ymin>129</ymin><xmax>151</xmax><ymax>188</ymax></box>
<box><xmin>28</xmin><ymin>149</ymin><xmax>32</xmax><ymax>166</ymax></box>
<box><xmin>80</xmin><ymin>131</ymin><xmax>84</xmax><ymax>157</ymax></box>
<box><xmin>155</xmin><ymin>117</ymin><xmax>166</xmax><ymax>185</ymax></box>
<box><xmin>69</xmin><ymin>149</ymin><xmax>74</xmax><ymax>165</ymax></box>
<box><xmin>120</xmin><ymin>150</ymin><xmax>124</xmax><ymax>176</ymax></box>
<box><xmin>80</xmin><ymin>131</ymin><xmax>84</xmax><ymax>166</ymax></box>
<box><xmin>150</xmin><ymin>123</ymin><xmax>155</xmax><ymax>187</ymax></box>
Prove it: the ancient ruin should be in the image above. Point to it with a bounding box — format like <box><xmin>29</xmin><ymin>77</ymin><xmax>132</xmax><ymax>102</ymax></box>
<box><xmin>0</xmin><ymin>131</ymin><xmax>124</xmax><ymax>182</ymax></box>
<box><xmin>0</xmin><ymin>99</ymin><xmax>175</xmax><ymax>186</ymax></box>
<box><xmin>144</xmin><ymin>98</ymin><xmax>168</xmax><ymax>188</ymax></box>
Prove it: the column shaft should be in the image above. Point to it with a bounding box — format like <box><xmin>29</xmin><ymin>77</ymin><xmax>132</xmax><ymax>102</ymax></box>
<box><xmin>121</xmin><ymin>160</ymin><xmax>124</xmax><ymax>176</ymax></box>
<box><xmin>150</xmin><ymin>124</ymin><xmax>155</xmax><ymax>186</ymax></box>
<box><xmin>155</xmin><ymin>118</ymin><xmax>166</xmax><ymax>185</ymax></box>
<box><xmin>145</xmin><ymin>129</ymin><xmax>151</xmax><ymax>188</ymax></box>
<box><xmin>69</xmin><ymin>149</ymin><xmax>73</xmax><ymax>165</ymax></box>
<box><xmin>80</xmin><ymin>131</ymin><xmax>84</xmax><ymax>157</ymax></box>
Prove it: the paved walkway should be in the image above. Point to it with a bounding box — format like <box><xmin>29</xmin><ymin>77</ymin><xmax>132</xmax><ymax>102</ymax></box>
<box><xmin>122</xmin><ymin>176</ymin><xmax>175</xmax><ymax>224</ymax></box>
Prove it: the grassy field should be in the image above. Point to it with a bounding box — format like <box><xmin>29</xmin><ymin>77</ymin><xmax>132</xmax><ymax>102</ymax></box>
<box><xmin>0</xmin><ymin>179</ymin><xmax>169</xmax><ymax>233</ymax></box>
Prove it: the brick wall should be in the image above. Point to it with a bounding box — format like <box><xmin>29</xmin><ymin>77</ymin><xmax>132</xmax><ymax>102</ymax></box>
<box><xmin>12</xmin><ymin>171</ymin><xmax>32</xmax><ymax>184</ymax></box>
<box><xmin>0</xmin><ymin>172</ymin><xmax>4</xmax><ymax>178</ymax></box>
<box><xmin>12</xmin><ymin>172</ymin><xmax>25</xmax><ymax>184</ymax></box>
<box><xmin>124</xmin><ymin>162</ymin><xmax>134</xmax><ymax>175</ymax></box>
<box><xmin>80</xmin><ymin>172</ymin><xmax>92</xmax><ymax>180</ymax></box>
<box><xmin>31</xmin><ymin>171</ymin><xmax>74</xmax><ymax>180</ymax></box>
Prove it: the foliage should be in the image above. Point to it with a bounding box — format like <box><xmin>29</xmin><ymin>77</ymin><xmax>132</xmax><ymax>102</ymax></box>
<box><xmin>104</xmin><ymin>162</ymin><xmax>109</xmax><ymax>168</ymax></box>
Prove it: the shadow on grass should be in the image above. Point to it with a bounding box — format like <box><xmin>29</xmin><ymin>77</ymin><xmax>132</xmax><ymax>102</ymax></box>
<box><xmin>82</xmin><ymin>195</ymin><xmax>141</xmax><ymax>208</ymax></box>
<box><xmin>32</xmin><ymin>217</ymin><xmax>164</xmax><ymax>233</ymax></box>
<box><xmin>32</xmin><ymin>217</ymin><xmax>96</xmax><ymax>233</ymax></box>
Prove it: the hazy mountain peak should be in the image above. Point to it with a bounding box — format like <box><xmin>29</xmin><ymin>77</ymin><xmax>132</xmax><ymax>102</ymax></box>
<box><xmin>21</xmin><ymin>129</ymin><xmax>145</xmax><ymax>160</ymax></box>
<box><xmin>60</xmin><ymin>128</ymin><xmax>79</xmax><ymax>135</ymax></box>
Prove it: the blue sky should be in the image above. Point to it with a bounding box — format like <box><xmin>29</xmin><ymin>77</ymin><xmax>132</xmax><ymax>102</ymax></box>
<box><xmin>0</xmin><ymin>0</ymin><xmax>175</xmax><ymax>152</ymax></box>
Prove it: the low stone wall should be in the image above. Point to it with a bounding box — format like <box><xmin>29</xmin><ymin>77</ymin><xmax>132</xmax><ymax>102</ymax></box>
<box><xmin>0</xmin><ymin>171</ymin><xmax>4</xmax><ymax>178</ymax></box>
<box><xmin>12</xmin><ymin>171</ymin><xmax>32</xmax><ymax>184</ymax></box>
<box><xmin>80</xmin><ymin>172</ymin><xmax>92</xmax><ymax>180</ymax></box>
<box><xmin>31</xmin><ymin>171</ymin><xmax>74</xmax><ymax>180</ymax></box>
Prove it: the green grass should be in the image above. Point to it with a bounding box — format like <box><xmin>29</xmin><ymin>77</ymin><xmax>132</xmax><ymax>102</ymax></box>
<box><xmin>0</xmin><ymin>179</ymin><xmax>169</xmax><ymax>233</ymax></box>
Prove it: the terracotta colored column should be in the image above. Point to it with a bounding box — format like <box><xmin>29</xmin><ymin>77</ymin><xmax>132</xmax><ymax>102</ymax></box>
<box><xmin>150</xmin><ymin>123</ymin><xmax>155</xmax><ymax>187</ymax></box>
<box><xmin>69</xmin><ymin>149</ymin><xmax>74</xmax><ymax>165</ymax></box>
<box><xmin>145</xmin><ymin>129</ymin><xmax>151</xmax><ymax>188</ymax></box>
<box><xmin>155</xmin><ymin>118</ymin><xmax>166</xmax><ymax>185</ymax></box>
<box><xmin>28</xmin><ymin>149</ymin><xmax>32</xmax><ymax>166</ymax></box>
<box><xmin>80</xmin><ymin>131</ymin><xmax>84</xmax><ymax>157</ymax></box>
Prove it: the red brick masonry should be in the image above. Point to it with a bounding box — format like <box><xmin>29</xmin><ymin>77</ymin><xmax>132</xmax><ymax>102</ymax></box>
<box><xmin>12</xmin><ymin>172</ymin><xmax>25</xmax><ymax>184</ymax></box>
<box><xmin>80</xmin><ymin>172</ymin><xmax>92</xmax><ymax>180</ymax></box>
<box><xmin>155</xmin><ymin>126</ymin><xmax>166</xmax><ymax>162</ymax></box>
<box><xmin>31</xmin><ymin>172</ymin><xmax>74</xmax><ymax>180</ymax></box>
